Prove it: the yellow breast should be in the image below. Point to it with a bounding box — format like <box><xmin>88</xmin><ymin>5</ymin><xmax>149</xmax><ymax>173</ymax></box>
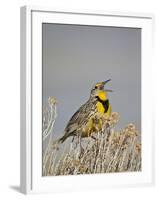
<box><xmin>83</xmin><ymin>117</ymin><xmax>103</xmax><ymax>137</ymax></box>
<box><xmin>96</xmin><ymin>91</ymin><xmax>106</xmax><ymax>114</ymax></box>
<box><xmin>81</xmin><ymin>90</ymin><xmax>111</xmax><ymax>137</ymax></box>
<box><xmin>97</xmin><ymin>101</ymin><xmax>105</xmax><ymax>114</ymax></box>
<box><xmin>96</xmin><ymin>101</ymin><xmax>111</xmax><ymax>117</ymax></box>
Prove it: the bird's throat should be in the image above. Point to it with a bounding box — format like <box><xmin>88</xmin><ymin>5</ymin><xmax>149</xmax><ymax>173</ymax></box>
<box><xmin>98</xmin><ymin>91</ymin><xmax>107</xmax><ymax>101</ymax></box>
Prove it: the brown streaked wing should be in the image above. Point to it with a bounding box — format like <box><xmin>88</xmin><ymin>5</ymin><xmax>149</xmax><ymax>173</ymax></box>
<box><xmin>64</xmin><ymin>98</ymin><xmax>97</xmax><ymax>134</ymax></box>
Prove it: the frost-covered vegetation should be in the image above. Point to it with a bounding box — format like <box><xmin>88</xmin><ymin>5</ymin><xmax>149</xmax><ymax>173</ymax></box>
<box><xmin>42</xmin><ymin>97</ymin><xmax>141</xmax><ymax>176</ymax></box>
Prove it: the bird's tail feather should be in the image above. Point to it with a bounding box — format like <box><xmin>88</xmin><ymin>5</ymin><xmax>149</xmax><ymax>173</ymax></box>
<box><xmin>51</xmin><ymin>134</ymin><xmax>67</xmax><ymax>148</ymax></box>
<box><xmin>58</xmin><ymin>135</ymin><xmax>68</xmax><ymax>143</ymax></box>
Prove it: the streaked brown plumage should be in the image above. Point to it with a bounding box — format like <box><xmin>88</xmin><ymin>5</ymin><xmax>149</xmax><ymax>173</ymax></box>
<box><xmin>58</xmin><ymin>80</ymin><xmax>112</xmax><ymax>143</ymax></box>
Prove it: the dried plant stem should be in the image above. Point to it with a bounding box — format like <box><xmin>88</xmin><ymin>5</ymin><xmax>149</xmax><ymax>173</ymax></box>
<box><xmin>42</xmin><ymin>98</ymin><xmax>141</xmax><ymax>176</ymax></box>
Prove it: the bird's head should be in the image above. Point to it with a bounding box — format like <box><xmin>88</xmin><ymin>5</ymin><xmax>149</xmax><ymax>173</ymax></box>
<box><xmin>90</xmin><ymin>79</ymin><xmax>112</xmax><ymax>99</ymax></box>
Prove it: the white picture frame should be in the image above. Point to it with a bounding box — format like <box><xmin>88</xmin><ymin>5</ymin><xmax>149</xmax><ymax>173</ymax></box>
<box><xmin>20</xmin><ymin>6</ymin><xmax>154</xmax><ymax>194</ymax></box>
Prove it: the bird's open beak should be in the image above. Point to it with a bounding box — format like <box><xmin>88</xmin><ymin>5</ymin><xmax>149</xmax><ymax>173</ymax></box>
<box><xmin>103</xmin><ymin>79</ymin><xmax>111</xmax><ymax>85</ymax></box>
<box><xmin>105</xmin><ymin>89</ymin><xmax>113</xmax><ymax>92</ymax></box>
<box><xmin>103</xmin><ymin>79</ymin><xmax>112</xmax><ymax>92</ymax></box>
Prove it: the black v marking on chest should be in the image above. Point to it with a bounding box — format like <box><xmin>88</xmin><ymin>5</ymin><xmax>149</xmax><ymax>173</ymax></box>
<box><xmin>96</xmin><ymin>97</ymin><xmax>109</xmax><ymax>113</ymax></box>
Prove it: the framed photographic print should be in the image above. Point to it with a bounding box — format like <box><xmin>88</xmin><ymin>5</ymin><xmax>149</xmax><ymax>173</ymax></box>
<box><xmin>20</xmin><ymin>6</ymin><xmax>154</xmax><ymax>194</ymax></box>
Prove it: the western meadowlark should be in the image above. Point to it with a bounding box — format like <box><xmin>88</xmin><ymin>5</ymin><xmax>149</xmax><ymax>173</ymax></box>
<box><xmin>58</xmin><ymin>79</ymin><xmax>112</xmax><ymax>143</ymax></box>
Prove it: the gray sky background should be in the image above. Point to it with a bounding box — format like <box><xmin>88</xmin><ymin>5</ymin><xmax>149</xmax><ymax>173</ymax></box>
<box><xmin>42</xmin><ymin>23</ymin><xmax>141</xmax><ymax>140</ymax></box>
